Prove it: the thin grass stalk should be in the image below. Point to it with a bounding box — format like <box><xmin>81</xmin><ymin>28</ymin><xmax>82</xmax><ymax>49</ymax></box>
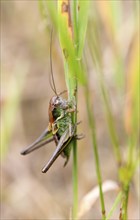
<box><xmin>72</xmin><ymin>78</ymin><xmax>78</xmax><ymax>220</ymax></box>
<box><xmin>127</xmin><ymin>137</ymin><xmax>135</xmax><ymax>168</ymax></box>
<box><xmin>105</xmin><ymin>191</ymin><xmax>122</xmax><ymax>220</ymax></box>
<box><xmin>121</xmin><ymin>184</ymin><xmax>130</xmax><ymax>220</ymax></box>
<box><xmin>99</xmin><ymin>77</ymin><xmax>122</xmax><ymax>166</ymax></box>
<box><xmin>88</xmin><ymin>34</ymin><xmax>122</xmax><ymax>166</ymax></box>
<box><xmin>72</xmin><ymin>2</ymin><xmax>78</xmax><ymax>219</ymax></box>
<box><xmin>72</xmin><ymin>0</ymin><xmax>78</xmax><ymax>48</ymax></box>
<box><xmin>72</xmin><ymin>1</ymin><xmax>90</xmax><ymax>217</ymax></box>
<box><xmin>64</xmin><ymin>60</ymin><xmax>78</xmax><ymax>220</ymax></box>
<box><xmin>57</xmin><ymin>1</ymin><xmax>78</xmax><ymax>219</ymax></box>
<box><xmin>85</xmin><ymin>83</ymin><xmax>106</xmax><ymax>219</ymax></box>
<box><xmin>123</xmin><ymin>184</ymin><xmax>129</xmax><ymax>220</ymax></box>
<box><xmin>72</xmin><ymin>136</ymin><xmax>78</xmax><ymax>219</ymax></box>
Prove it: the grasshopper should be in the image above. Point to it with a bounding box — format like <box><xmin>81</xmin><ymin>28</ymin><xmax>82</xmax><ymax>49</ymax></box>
<box><xmin>20</xmin><ymin>30</ymin><xmax>79</xmax><ymax>173</ymax></box>
<box><xmin>21</xmin><ymin>94</ymin><xmax>77</xmax><ymax>173</ymax></box>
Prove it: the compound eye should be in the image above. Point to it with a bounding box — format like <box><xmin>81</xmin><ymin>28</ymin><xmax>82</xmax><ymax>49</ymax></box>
<box><xmin>55</xmin><ymin>97</ymin><xmax>61</xmax><ymax>106</ymax></box>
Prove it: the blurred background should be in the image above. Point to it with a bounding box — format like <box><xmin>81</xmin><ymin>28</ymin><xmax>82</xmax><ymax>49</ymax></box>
<box><xmin>1</xmin><ymin>0</ymin><xmax>139</xmax><ymax>219</ymax></box>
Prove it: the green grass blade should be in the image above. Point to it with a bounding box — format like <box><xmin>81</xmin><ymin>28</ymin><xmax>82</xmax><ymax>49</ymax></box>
<box><xmin>87</xmin><ymin>22</ymin><xmax>122</xmax><ymax>166</ymax></box>
<box><xmin>77</xmin><ymin>0</ymin><xmax>90</xmax><ymax>58</ymax></box>
<box><xmin>105</xmin><ymin>191</ymin><xmax>122</xmax><ymax>220</ymax></box>
<box><xmin>85</xmin><ymin>84</ymin><xmax>106</xmax><ymax>219</ymax></box>
<box><xmin>58</xmin><ymin>1</ymin><xmax>86</xmax><ymax>88</ymax></box>
<box><xmin>57</xmin><ymin>2</ymin><xmax>79</xmax><ymax>219</ymax></box>
<box><xmin>38</xmin><ymin>0</ymin><xmax>58</xmax><ymax>29</ymax></box>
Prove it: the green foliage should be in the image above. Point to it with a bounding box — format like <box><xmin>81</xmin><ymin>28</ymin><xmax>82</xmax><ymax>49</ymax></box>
<box><xmin>38</xmin><ymin>0</ymin><xmax>58</xmax><ymax>28</ymax></box>
<box><xmin>39</xmin><ymin>0</ymin><xmax>139</xmax><ymax>219</ymax></box>
<box><xmin>57</xmin><ymin>1</ymin><xmax>90</xmax><ymax>219</ymax></box>
<box><xmin>86</xmin><ymin>1</ymin><xmax>139</xmax><ymax>220</ymax></box>
<box><xmin>77</xmin><ymin>1</ymin><xmax>90</xmax><ymax>58</ymax></box>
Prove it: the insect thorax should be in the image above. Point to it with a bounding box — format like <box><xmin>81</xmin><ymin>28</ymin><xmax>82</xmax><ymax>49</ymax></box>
<box><xmin>52</xmin><ymin>106</ymin><xmax>63</xmax><ymax>120</ymax></box>
<box><xmin>58</xmin><ymin>115</ymin><xmax>71</xmax><ymax>134</ymax></box>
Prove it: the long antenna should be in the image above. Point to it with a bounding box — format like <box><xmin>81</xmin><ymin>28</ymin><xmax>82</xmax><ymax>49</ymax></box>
<box><xmin>49</xmin><ymin>28</ymin><xmax>58</xmax><ymax>96</ymax></box>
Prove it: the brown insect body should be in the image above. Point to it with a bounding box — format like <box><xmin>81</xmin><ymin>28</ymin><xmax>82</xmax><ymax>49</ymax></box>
<box><xmin>20</xmin><ymin>94</ymin><xmax>76</xmax><ymax>173</ymax></box>
<box><xmin>47</xmin><ymin>95</ymin><xmax>69</xmax><ymax>133</ymax></box>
